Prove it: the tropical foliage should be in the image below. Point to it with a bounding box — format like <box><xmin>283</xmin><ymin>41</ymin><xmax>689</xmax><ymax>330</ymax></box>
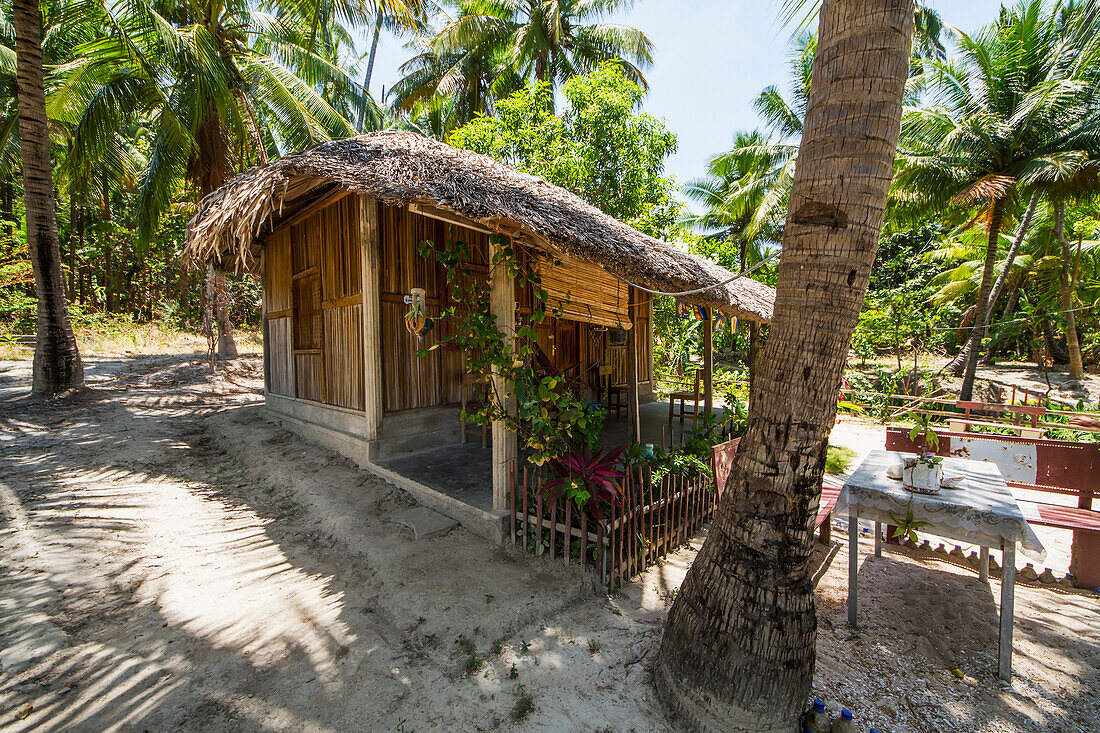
<box><xmin>4</xmin><ymin>0</ymin><xmax>1100</xmax><ymax>398</ymax></box>
<box><xmin>448</xmin><ymin>62</ymin><xmax>679</xmax><ymax>236</ymax></box>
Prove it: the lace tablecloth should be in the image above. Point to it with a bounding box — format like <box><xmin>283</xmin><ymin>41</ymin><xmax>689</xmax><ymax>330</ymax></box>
<box><xmin>836</xmin><ymin>450</ymin><xmax>1047</xmax><ymax>562</ymax></box>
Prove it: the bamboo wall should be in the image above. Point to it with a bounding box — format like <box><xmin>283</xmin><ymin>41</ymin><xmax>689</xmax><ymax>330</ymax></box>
<box><xmin>379</xmin><ymin>205</ymin><xmax>490</xmax><ymax>413</ymax></box>
<box><xmin>262</xmin><ymin>194</ymin><xmax>654</xmax><ymax>422</ymax></box>
<box><xmin>263</xmin><ymin>194</ymin><xmax>364</xmax><ymax>410</ymax></box>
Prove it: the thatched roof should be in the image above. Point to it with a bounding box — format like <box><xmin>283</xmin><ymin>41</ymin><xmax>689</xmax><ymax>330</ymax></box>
<box><xmin>185</xmin><ymin>131</ymin><xmax>775</xmax><ymax>322</ymax></box>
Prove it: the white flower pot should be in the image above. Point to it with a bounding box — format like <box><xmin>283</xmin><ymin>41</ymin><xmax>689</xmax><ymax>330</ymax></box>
<box><xmin>903</xmin><ymin>461</ymin><xmax>942</xmax><ymax>493</ymax></box>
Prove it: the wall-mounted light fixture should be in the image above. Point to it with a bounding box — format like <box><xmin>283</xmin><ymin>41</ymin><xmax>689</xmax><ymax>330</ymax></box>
<box><xmin>403</xmin><ymin>287</ymin><xmax>434</xmax><ymax>342</ymax></box>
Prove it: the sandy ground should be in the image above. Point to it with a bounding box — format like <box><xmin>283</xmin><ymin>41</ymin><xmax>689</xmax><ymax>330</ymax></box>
<box><xmin>1</xmin><ymin>355</ymin><xmax>1097</xmax><ymax>732</ymax></box>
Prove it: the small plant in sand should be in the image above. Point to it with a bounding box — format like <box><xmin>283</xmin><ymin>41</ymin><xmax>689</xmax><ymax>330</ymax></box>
<box><xmin>888</xmin><ymin>503</ymin><xmax>933</xmax><ymax>543</ymax></box>
<box><xmin>512</xmin><ymin>685</ymin><xmax>535</xmax><ymax>722</ymax></box>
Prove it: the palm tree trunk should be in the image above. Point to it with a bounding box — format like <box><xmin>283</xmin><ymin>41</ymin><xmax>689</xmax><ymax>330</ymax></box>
<box><xmin>13</xmin><ymin>0</ymin><xmax>83</xmax><ymax>394</ymax></box>
<box><xmin>67</xmin><ymin>195</ymin><xmax>77</xmax><ymax>298</ymax></box>
<box><xmin>359</xmin><ymin>6</ymin><xmax>385</xmax><ymax>130</ymax></box>
<box><xmin>653</xmin><ymin>2</ymin><xmax>915</xmax><ymax>731</ymax></box>
<box><xmin>1</xmin><ymin>175</ymin><xmax>13</xmax><ymax>241</ymax></box>
<box><xmin>946</xmin><ymin>191</ymin><xmax>1038</xmax><ymax>375</ymax></box>
<box><xmin>214</xmin><ymin>268</ymin><xmax>237</xmax><ymax>357</ymax></box>
<box><xmin>104</xmin><ymin>234</ymin><xmax>114</xmax><ymax>312</ymax></box>
<box><xmin>1042</xmin><ymin>317</ymin><xmax>1067</xmax><ymax>364</ymax></box>
<box><xmin>981</xmin><ymin>285</ymin><xmax>1020</xmax><ymax>366</ymax></box>
<box><xmin>1054</xmin><ymin>201</ymin><xmax>1084</xmax><ymax>380</ymax></box>
<box><xmin>959</xmin><ymin>197</ymin><xmax>1006</xmax><ymax>400</ymax></box>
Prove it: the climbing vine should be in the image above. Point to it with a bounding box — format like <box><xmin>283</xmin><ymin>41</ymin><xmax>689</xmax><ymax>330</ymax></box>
<box><xmin>417</xmin><ymin>231</ymin><xmax>603</xmax><ymax>465</ymax></box>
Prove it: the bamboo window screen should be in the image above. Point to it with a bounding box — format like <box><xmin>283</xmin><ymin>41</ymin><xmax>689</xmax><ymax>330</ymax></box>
<box><xmin>539</xmin><ymin>257</ymin><xmax>631</xmax><ymax>329</ymax></box>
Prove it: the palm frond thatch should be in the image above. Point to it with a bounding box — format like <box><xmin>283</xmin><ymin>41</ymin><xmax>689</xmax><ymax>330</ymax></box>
<box><xmin>185</xmin><ymin>131</ymin><xmax>776</xmax><ymax>321</ymax></box>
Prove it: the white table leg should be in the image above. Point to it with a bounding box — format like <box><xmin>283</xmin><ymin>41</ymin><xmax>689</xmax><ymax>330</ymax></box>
<box><xmin>999</xmin><ymin>542</ymin><xmax>1016</xmax><ymax>682</ymax></box>
<box><xmin>979</xmin><ymin>546</ymin><xmax>990</xmax><ymax>582</ymax></box>
<box><xmin>874</xmin><ymin>521</ymin><xmax>882</xmax><ymax>557</ymax></box>
<box><xmin>848</xmin><ymin>510</ymin><xmax>859</xmax><ymax>627</ymax></box>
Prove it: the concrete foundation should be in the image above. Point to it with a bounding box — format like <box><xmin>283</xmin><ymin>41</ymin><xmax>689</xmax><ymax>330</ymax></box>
<box><xmin>265</xmin><ymin>392</ymin><xmax>507</xmax><ymax>543</ymax></box>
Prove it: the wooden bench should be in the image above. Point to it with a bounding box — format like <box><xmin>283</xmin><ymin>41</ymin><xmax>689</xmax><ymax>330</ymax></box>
<box><xmin>948</xmin><ymin>400</ymin><xmax>1046</xmax><ymax>438</ymax></box>
<box><xmin>886</xmin><ymin>427</ymin><xmax>1100</xmax><ymax>588</ymax></box>
<box><xmin>816</xmin><ymin>480</ymin><xmax>842</xmax><ymax>544</ymax></box>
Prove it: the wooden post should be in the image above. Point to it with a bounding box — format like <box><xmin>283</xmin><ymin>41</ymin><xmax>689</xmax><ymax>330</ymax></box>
<box><xmin>848</xmin><ymin>510</ymin><xmax>859</xmax><ymax>627</ymax></box>
<box><xmin>626</xmin><ymin>289</ymin><xmax>641</xmax><ymax>443</ymax></box>
<box><xmin>260</xmin><ymin>250</ymin><xmax>269</xmax><ymax>394</ymax></box>
<box><xmin>999</xmin><ymin>542</ymin><xmax>1016</xmax><ymax>682</ymax></box>
<box><xmin>748</xmin><ymin>320</ymin><xmax>760</xmax><ymax>396</ymax></box>
<box><xmin>490</xmin><ymin>240</ymin><xmax>517</xmax><ymax>511</ymax></box>
<box><xmin>703</xmin><ymin>308</ymin><xmax>714</xmax><ymax>417</ymax></box>
<box><xmin>360</xmin><ymin>195</ymin><xmax>383</xmax><ymax>440</ymax></box>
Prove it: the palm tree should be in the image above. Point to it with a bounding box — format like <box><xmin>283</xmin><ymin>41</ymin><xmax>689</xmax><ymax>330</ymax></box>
<box><xmin>12</xmin><ymin>0</ymin><xmax>83</xmax><ymax>394</ymax></box>
<box><xmin>754</xmin><ymin>31</ymin><xmax>814</xmax><ymax>139</ymax></box>
<box><xmin>754</xmin><ymin>8</ymin><xmax>946</xmax><ymax>139</ymax></box>
<box><xmin>388</xmin><ymin>24</ymin><xmax>524</xmax><ymax>132</ymax></box>
<box><xmin>653</xmin><ymin>0</ymin><xmax>916</xmax><ymax>730</ymax></box>
<box><xmin>422</xmin><ymin>0</ymin><xmax>652</xmax><ymax>109</ymax></box>
<box><xmin>894</xmin><ymin>0</ymin><xmax>1100</xmax><ymax>398</ymax></box>
<box><xmin>55</xmin><ymin>0</ymin><xmax>372</xmax><ymax>356</ymax></box>
<box><xmin>358</xmin><ymin>0</ymin><xmax>432</xmax><ymax>111</ymax></box>
<box><xmin>683</xmin><ymin>130</ymin><xmax>796</xmax><ymax>268</ymax></box>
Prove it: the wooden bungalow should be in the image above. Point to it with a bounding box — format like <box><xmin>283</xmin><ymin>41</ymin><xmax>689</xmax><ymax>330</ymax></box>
<box><xmin>185</xmin><ymin>132</ymin><xmax>774</xmax><ymax>541</ymax></box>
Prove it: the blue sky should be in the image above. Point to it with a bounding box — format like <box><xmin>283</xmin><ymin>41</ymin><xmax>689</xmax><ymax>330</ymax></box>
<box><xmin>360</xmin><ymin>1</ymin><xmax>1008</xmax><ymax>194</ymax></box>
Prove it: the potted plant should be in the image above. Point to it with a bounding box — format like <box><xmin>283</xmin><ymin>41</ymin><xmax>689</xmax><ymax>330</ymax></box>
<box><xmin>908</xmin><ymin>413</ymin><xmax>940</xmax><ymax>452</ymax></box>
<box><xmin>901</xmin><ymin>452</ymin><xmax>943</xmax><ymax>493</ymax></box>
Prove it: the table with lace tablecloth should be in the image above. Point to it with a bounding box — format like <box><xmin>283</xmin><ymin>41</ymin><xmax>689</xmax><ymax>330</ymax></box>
<box><xmin>837</xmin><ymin>450</ymin><xmax>1048</xmax><ymax>682</ymax></box>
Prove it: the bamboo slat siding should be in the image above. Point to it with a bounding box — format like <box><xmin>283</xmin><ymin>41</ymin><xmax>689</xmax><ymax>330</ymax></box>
<box><xmin>379</xmin><ymin>204</ymin><xmax>489</xmax><ymax>413</ymax></box>
<box><xmin>509</xmin><ymin>461</ymin><xmax>716</xmax><ymax>588</ymax></box>
<box><xmin>263</xmin><ymin>235</ymin><xmax>292</xmax><ymax>313</ymax></box>
<box><xmin>321</xmin><ymin>196</ymin><xmax>362</xmax><ymax>302</ymax></box>
<box><xmin>324</xmin><ymin>304</ymin><xmax>365</xmax><ymax>410</ymax></box>
<box><xmin>266</xmin><ymin>317</ymin><xmax>294</xmax><ymax>396</ymax></box>
<box><xmin>263</xmin><ymin>194</ymin><xmax>364</xmax><ymax>409</ymax></box>
<box><xmin>259</xmin><ymin>194</ymin><xmax>652</xmax><ymax>414</ymax></box>
<box><xmin>291</xmin><ymin>220</ymin><xmax>320</xmax><ymax>275</ymax></box>
<box><xmin>293</xmin><ymin>275</ymin><xmax>323</xmax><ymax>350</ymax></box>
<box><xmin>295</xmin><ymin>353</ymin><xmax>324</xmax><ymax>402</ymax></box>
<box><xmin>540</xmin><ymin>256</ymin><xmax>631</xmax><ymax>329</ymax></box>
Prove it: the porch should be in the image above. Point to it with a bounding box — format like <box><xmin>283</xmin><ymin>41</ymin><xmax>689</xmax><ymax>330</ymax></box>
<box><xmin>374</xmin><ymin>399</ymin><xmax>726</xmax><ymax>521</ymax></box>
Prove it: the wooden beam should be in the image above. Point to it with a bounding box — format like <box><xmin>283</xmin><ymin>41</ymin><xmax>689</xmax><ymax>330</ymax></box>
<box><xmin>490</xmin><ymin>239</ymin><xmax>518</xmax><ymax>512</ymax></box>
<box><xmin>626</xmin><ymin>288</ymin><xmax>641</xmax><ymax>443</ymax></box>
<box><xmin>703</xmin><ymin>308</ymin><xmax>714</xmax><ymax>416</ymax></box>
<box><xmin>265</xmin><ymin>187</ymin><xmax>351</xmax><ymax>241</ymax></box>
<box><xmin>410</xmin><ymin>201</ymin><xmax>495</xmax><ymax>235</ymax></box>
<box><xmin>360</xmin><ymin>195</ymin><xmax>384</xmax><ymax>440</ymax></box>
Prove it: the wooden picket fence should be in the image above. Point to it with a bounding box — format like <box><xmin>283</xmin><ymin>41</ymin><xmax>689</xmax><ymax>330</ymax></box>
<box><xmin>507</xmin><ymin>460</ymin><xmax>718</xmax><ymax>588</ymax></box>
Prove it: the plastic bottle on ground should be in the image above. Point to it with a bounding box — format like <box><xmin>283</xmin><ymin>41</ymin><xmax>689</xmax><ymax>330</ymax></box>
<box><xmin>804</xmin><ymin>699</ymin><xmax>829</xmax><ymax>733</ymax></box>
<box><xmin>830</xmin><ymin>708</ymin><xmax>857</xmax><ymax>733</ymax></box>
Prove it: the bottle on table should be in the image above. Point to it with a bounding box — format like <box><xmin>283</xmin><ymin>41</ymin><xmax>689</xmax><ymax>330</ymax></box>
<box><xmin>830</xmin><ymin>709</ymin><xmax>857</xmax><ymax>733</ymax></box>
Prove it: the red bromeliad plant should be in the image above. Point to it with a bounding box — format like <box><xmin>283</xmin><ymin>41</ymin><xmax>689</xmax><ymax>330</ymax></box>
<box><xmin>542</xmin><ymin>443</ymin><xmax>628</xmax><ymax>522</ymax></box>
